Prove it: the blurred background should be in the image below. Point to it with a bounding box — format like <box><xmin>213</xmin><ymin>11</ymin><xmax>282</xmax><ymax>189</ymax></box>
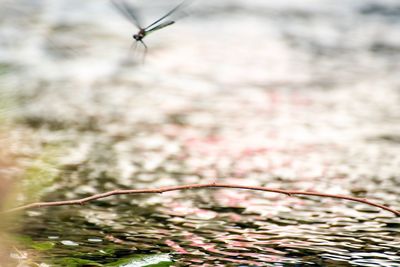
<box><xmin>1</xmin><ymin>0</ymin><xmax>400</xmax><ymax>266</ymax></box>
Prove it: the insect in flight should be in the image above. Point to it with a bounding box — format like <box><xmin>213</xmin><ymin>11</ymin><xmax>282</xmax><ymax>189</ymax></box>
<box><xmin>111</xmin><ymin>0</ymin><xmax>188</xmax><ymax>57</ymax></box>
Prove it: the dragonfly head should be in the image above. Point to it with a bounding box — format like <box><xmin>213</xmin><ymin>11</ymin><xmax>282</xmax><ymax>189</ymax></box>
<box><xmin>133</xmin><ymin>31</ymin><xmax>145</xmax><ymax>41</ymax></box>
<box><xmin>133</xmin><ymin>34</ymin><xmax>141</xmax><ymax>41</ymax></box>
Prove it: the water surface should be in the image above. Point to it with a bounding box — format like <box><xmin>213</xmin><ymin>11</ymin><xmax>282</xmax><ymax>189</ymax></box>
<box><xmin>1</xmin><ymin>0</ymin><xmax>400</xmax><ymax>266</ymax></box>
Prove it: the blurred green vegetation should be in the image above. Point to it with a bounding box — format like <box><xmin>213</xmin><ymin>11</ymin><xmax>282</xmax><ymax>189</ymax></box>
<box><xmin>0</xmin><ymin>74</ymin><xmax>65</xmax><ymax>265</ymax></box>
<box><xmin>15</xmin><ymin>235</ymin><xmax>55</xmax><ymax>251</ymax></box>
<box><xmin>0</xmin><ymin>63</ymin><xmax>14</xmax><ymax>76</ymax></box>
<box><xmin>21</xmin><ymin>144</ymin><xmax>62</xmax><ymax>204</ymax></box>
<box><xmin>54</xmin><ymin>253</ymin><xmax>173</xmax><ymax>267</ymax></box>
<box><xmin>0</xmin><ymin>92</ymin><xmax>15</xmax><ymax>126</ymax></box>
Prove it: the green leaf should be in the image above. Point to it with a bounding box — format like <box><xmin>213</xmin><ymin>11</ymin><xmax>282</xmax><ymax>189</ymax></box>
<box><xmin>15</xmin><ymin>235</ymin><xmax>55</xmax><ymax>251</ymax></box>
<box><xmin>31</xmin><ymin>241</ymin><xmax>55</xmax><ymax>251</ymax></box>
<box><xmin>55</xmin><ymin>257</ymin><xmax>103</xmax><ymax>267</ymax></box>
<box><xmin>106</xmin><ymin>254</ymin><xmax>172</xmax><ymax>267</ymax></box>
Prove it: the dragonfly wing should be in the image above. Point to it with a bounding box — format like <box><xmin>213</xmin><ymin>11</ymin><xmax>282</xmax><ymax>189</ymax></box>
<box><xmin>146</xmin><ymin>20</ymin><xmax>175</xmax><ymax>33</ymax></box>
<box><xmin>111</xmin><ymin>0</ymin><xmax>142</xmax><ymax>29</ymax></box>
<box><xmin>144</xmin><ymin>0</ymin><xmax>187</xmax><ymax>30</ymax></box>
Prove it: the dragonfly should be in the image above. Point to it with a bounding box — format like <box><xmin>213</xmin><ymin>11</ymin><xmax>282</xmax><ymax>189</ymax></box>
<box><xmin>111</xmin><ymin>0</ymin><xmax>187</xmax><ymax>56</ymax></box>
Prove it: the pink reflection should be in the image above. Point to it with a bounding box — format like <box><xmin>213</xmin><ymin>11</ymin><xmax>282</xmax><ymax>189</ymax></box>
<box><xmin>165</xmin><ymin>239</ymin><xmax>188</xmax><ymax>254</ymax></box>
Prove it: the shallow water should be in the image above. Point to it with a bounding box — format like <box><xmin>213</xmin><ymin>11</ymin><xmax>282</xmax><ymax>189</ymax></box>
<box><xmin>2</xmin><ymin>0</ymin><xmax>400</xmax><ymax>266</ymax></box>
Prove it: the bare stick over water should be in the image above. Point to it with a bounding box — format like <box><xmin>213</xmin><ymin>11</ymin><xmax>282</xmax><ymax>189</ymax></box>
<box><xmin>5</xmin><ymin>183</ymin><xmax>400</xmax><ymax>216</ymax></box>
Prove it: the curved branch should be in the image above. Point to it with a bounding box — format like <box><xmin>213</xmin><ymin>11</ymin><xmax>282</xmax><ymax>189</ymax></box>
<box><xmin>5</xmin><ymin>183</ymin><xmax>400</xmax><ymax>216</ymax></box>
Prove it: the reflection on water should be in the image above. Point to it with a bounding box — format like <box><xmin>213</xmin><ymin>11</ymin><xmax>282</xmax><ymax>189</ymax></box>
<box><xmin>2</xmin><ymin>0</ymin><xmax>400</xmax><ymax>266</ymax></box>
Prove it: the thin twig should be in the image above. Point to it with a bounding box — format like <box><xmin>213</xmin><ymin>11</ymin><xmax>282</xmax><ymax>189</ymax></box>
<box><xmin>5</xmin><ymin>183</ymin><xmax>400</xmax><ymax>216</ymax></box>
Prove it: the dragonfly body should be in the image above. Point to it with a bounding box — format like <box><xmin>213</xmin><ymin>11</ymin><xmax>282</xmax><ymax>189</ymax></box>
<box><xmin>112</xmin><ymin>0</ymin><xmax>185</xmax><ymax>55</ymax></box>
<box><xmin>133</xmin><ymin>29</ymin><xmax>146</xmax><ymax>42</ymax></box>
<box><xmin>133</xmin><ymin>21</ymin><xmax>175</xmax><ymax>42</ymax></box>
